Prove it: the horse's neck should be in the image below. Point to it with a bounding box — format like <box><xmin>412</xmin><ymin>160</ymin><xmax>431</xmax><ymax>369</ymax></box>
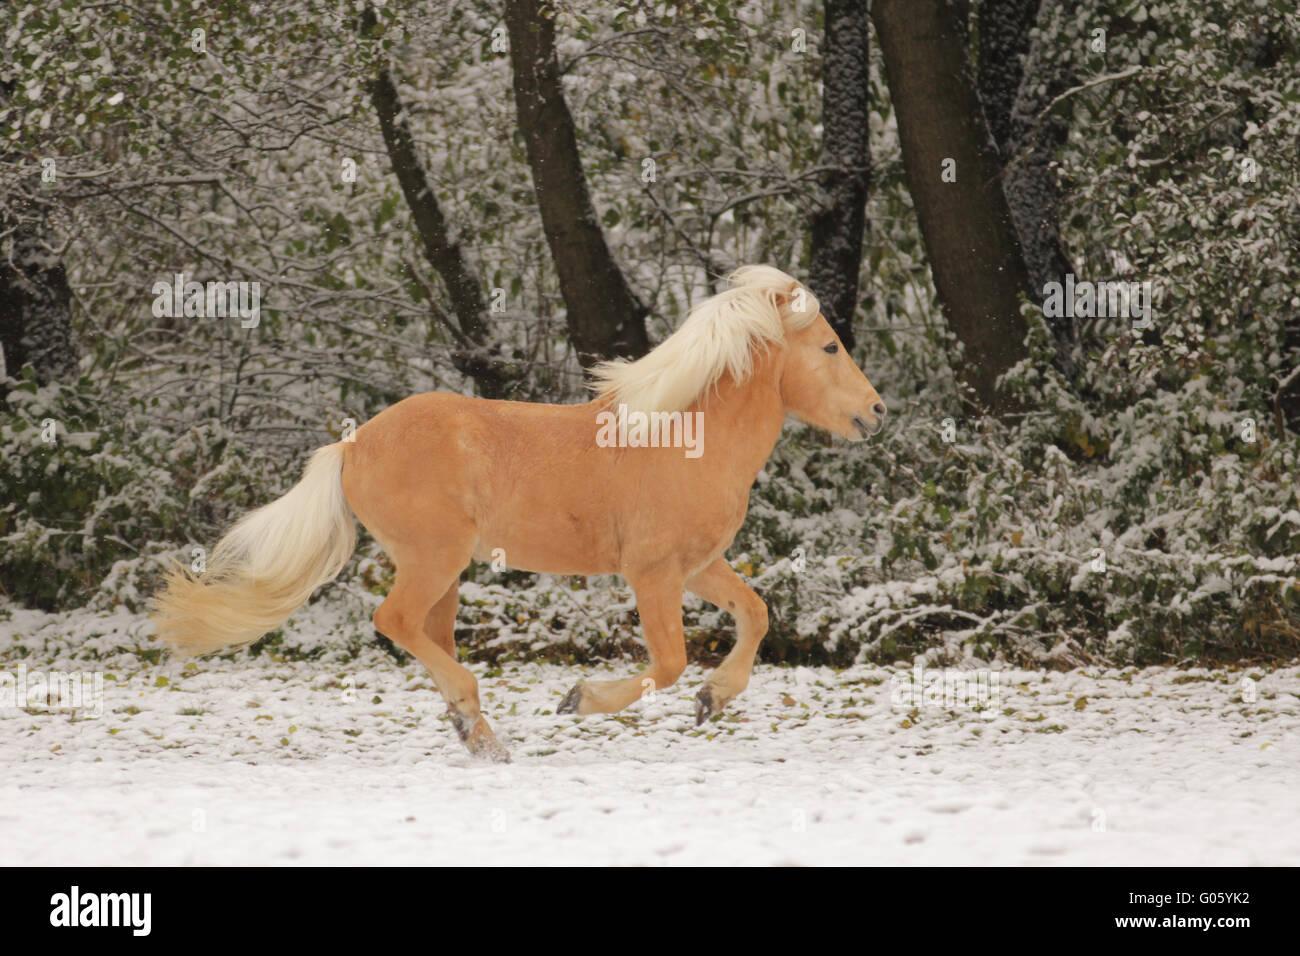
<box><xmin>695</xmin><ymin>361</ymin><xmax>787</xmax><ymax>484</ymax></box>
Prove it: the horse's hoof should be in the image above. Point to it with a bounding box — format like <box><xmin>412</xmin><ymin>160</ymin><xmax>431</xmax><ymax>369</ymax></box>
<box><xmin>448</xmin><ymin>707</ymin><xmax>477</xmax><ymax>741</ymax></box>
<box><xmin>557</xmin><ymin>683</ymin><xmax>583</xmax><ymax>715</ymax></box>
<box><xmin>470</xmin><ymin>738</ymin><xmax>512</xmax><ymax>764</ymax></box>
<box><xmin>695</xmin><ymin>685</ymin><xmax>717</xmax><ymax>726</ymax></box>
<box><xmin>450</xmin><ymin>708</ymin><xmax>511</xmax><ymax>762</ymax></box>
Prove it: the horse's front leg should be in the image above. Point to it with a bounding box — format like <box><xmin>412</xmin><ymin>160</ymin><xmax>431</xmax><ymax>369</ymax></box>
<box><xmin>558</xmin><ymin>575</ymin><xmax>687</xmax><ymax>715</ymax></box>
<box><xmin>685</xmin><ymin>558</ymin><xmax>769</xmax><ymax>724</ymax></box>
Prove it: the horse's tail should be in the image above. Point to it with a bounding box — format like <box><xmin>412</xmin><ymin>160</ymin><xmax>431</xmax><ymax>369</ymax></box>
<box><xmin>151</xmin><ymin>442</ymin><xmax>356</xmax><ymax>656</ymax></box>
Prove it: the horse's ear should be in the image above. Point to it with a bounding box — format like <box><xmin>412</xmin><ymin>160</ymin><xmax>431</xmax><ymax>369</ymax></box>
<box><xmin>770</xmin><ymin>280</ymin><xmax>800</xmax><ymax>312</ymax></box>
<box><xmin>775</xmin><ymin>281</ymin><xmax>816</xmax><ymax>320</ymax></box>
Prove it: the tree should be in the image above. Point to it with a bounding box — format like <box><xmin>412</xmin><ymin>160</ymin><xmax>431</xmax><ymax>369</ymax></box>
<box><xmin>363</xmin><ymin>8</ymin><xmax>519</xmax><ymax>399</ymax></box>
<box><xmin>0</xmin><ymin>79</ymin><xmax>80</xmax><ymax>400</ymax></box>
<box><xmin>808</xmin><ymin>0</ymin><xmax>871</xmax><ymax>352</ymax></box>
<box><xmin>980</xmin><ymin>0</ymin><xmax>1077</xmax><ymax>373</ymax></box>
<box><xmin>505</xmin><ymin>0</ymin><xmax>649</xmax><ymax>368</ymax></box>
<box><xmin>873</xmin><ymin>0</ymin><xmax>1031</xmax><ymax>413</ymax></box>
<box><xmin>975</xmin><ymin>0</ymin><xmax>1040</xmax><ymax>154</ymax></box>
<box><xmin>0</xmin><ymin>225</ymin><xmax>81</xmax><ymax>395</ymax></box>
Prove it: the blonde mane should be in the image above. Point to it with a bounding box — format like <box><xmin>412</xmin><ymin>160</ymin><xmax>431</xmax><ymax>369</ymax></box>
<box><xmin>589</xmin><ymin>265</ymin><xmax>820</xmax><ymax>414</ymax></box>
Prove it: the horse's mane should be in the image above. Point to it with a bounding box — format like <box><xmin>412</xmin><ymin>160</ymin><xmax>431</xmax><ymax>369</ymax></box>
<box><xmin>589</xmin><ymin>265</ymin><xmax>820</xmax><ymax>414</ymax></box>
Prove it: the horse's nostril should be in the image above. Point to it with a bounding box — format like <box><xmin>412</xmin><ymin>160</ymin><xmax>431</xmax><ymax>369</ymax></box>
<box><xmin>873</xmin><ymin>402</ymin><xmax>886</xmax><ymax>418</ymax></box>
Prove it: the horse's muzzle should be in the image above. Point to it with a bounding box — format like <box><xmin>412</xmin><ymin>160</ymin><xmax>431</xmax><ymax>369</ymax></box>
<box><xmin>852</xmin><ymin>416</ymin><xmax>880</xmax><ymax>438</ymax></box>
<box><xmin>853</xmin><ymin>408</ymin><xmax>885</xmax><ymax>438</ymax></box>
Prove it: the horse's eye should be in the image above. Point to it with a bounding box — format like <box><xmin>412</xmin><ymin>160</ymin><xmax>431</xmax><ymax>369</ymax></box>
<box><xmin>823</xmin><ymin>342</ymin><xmax>839</xmax><ymax>355</ymax></box>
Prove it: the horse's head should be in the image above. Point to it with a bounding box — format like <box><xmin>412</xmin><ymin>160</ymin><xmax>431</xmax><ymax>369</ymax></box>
<box><xmin>591</xmin><ymin>265</ymin><xmax>885</xmax><ymax>441</ymax></box>
<box><xmin>777</xmin><ymin>300</ymin><xmax>886</xmax><ymax>441</ymax></box>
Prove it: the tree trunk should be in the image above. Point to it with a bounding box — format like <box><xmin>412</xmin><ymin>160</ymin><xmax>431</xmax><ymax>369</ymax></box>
<box><xmin>362</xmin><ymin>8</ymin><xmax>516</xmax><ymax>399</ymax></box>
<box><xmin>505</xmin><ymin>0</ymin><xmax>649</xmax><ymax>368</ymax></box>
<box><xmin>976</xmin><ymin>0</ymin><xmax>1041</xmax><ymax>154</ymax></box>
<box><xmin>0</xmin><ymin>227</ymin><xmax>80</xmax><ymax>395</ymax></box>
<box><xmin>0</xmin><ymin>78</ymin><xmax>80</xmax><ymax>398</ymax></box>
<box><xmin>873</xmin><ymin>0</ymin><xmax>1031</xmax><ymax>414</ymax></box>
<box><xmin>808</xmin><ymin>0</ymin><xmax>870</xmax><ymax>352</ymax></box>
<box><xmin>992</xmin><ymin>0</ymin><xmax>1077</xmax><ymax>372</ymax></box>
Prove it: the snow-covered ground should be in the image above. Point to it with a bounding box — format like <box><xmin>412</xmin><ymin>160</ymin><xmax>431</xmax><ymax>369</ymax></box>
<box><xmin>3</xmin><ymin>605</ymin><xmax>1298</xmax><ymax>866</ymax></box>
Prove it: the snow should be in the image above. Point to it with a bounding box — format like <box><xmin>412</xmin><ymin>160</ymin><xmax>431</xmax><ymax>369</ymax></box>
<box><xmin>3</xmin><ymin>606</ymin><xmax>1298</xmax><ymax>866</ymax></box>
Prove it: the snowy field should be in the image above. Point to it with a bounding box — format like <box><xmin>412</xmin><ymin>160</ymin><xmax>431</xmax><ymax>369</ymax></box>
<box><xmin>3</xmin><ymin>606</ymin><xmax>1299</xmax><ymax>866</ymax></box>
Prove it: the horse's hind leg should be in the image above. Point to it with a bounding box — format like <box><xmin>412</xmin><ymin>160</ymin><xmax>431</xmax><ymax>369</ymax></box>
<box><xmin>685</xmin><ymin>558</ymin><xmax>769</xmax><ymax>725</ymax></box>
<box><xmin>557</xmin><ymin>574</ymin><xmax>687</xmax><ymax>715</ymax></box>
<box><xmin>375</xmin><ymin>554</ymin><xmax>508</xmax><ymax>762</ymax></box>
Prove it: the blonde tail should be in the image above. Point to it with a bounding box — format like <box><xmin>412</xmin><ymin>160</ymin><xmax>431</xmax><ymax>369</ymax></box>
<box><xmin>151</xmin><ymin>443</ymin><xmax>356</xmax><ymax>656</ymax></box>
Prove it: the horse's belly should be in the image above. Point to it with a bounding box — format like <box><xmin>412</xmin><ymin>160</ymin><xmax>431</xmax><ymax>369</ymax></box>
<box><xmin>472</xmin><ymin>512</ymin><xmax>616</xmax><ymax>576</ymax></box>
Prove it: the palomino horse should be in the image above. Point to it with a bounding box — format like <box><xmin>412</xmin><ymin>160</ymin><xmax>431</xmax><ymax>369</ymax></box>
<box><xmin>153</xmin><ymin>266</ymin><xmax>886</xmax><ymax>760</ymax></box>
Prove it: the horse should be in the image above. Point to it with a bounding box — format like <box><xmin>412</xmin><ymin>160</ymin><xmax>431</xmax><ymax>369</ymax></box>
<box><xmin>152</xmin><ymin>266</ymin><xmax>886</xmax><ymax>761</ymax></box>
